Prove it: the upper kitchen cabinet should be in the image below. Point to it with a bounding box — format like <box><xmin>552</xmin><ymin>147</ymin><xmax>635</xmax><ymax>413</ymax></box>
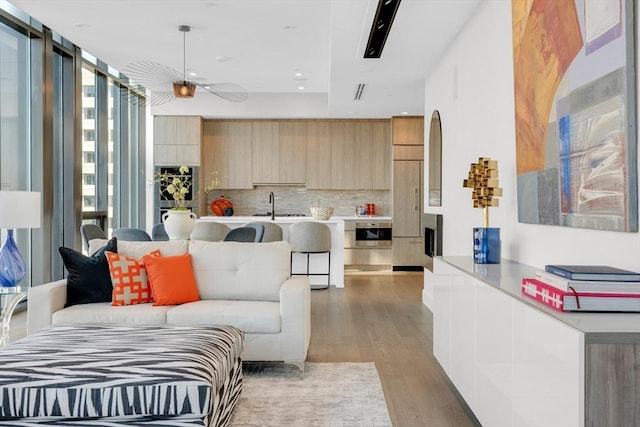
<box><xmin>279</xmin><ymin>121</ymin><xmax>306</xmax><ymax>184</ymax></box>
<box><xmin>305</xmin><ymin>121</ymin><xmax>332</xmax><ymax>189</ymax></box>
<box><xmin>330</xmin><ymin>121</ymin><xmax>356</xmax><ymax>190</ymax></box>
<box><xmin>154</xmin><ymin>116</ymin><xmax>202</xmax><ymax>166</ymax></box>
<box><xmin>355</xmin><ymin>120</ymin><xmax>390</xmax><ymax>190</ymax></box>
<box><xmin>202</xmin><ymin>120</ymin><xmax>253</xmax><ymax>190</ymax></box>
<box><xmin>253</xmin><ymin>121</ymin><xmax>306</xmax><ymax>185</ymax></box>
<box><xmin>252</xmin><ymin>121</ymin><xmax>280</xmax><ymax>184</ymax></box>
<box><xmin>308</xmin><ymin>119</ymin><xmax>390</xmax><ymax>190</ymax></box>
<box><xmin>391</xmin><ymin>116</ymin><xmax>424</xmax><ymax>145</ymax></box>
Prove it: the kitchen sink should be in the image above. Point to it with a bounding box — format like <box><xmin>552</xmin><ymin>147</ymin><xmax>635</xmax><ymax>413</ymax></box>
<box><xmin>252</xmin><ymin>213</ymin><xmax>307</xmax><ymax>217</ymax></box>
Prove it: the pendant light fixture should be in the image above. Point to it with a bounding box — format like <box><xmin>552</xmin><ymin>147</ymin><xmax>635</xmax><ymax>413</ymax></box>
<box><xmin>173</xmin><ymin>25</ymin><xmax>196</xmax><ymax>98</ymax></box>
<box><xmin>122</xmin><ymin>24</ymin><xmax>247</xmax><ymax>106</ymax></box>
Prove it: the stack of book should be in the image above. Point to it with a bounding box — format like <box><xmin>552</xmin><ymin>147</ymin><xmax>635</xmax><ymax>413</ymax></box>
<box><xmin>521</xmin><ymin>265</ymin><xmax>640</xmax><ymax>312</ymax></box>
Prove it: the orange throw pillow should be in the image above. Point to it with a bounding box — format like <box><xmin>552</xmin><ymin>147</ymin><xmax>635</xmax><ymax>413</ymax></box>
<box><xmin>143</xmin><ymin>253</ymin><xmax>200</xmax><ymax>306</ymax></box>
<box><xmin>106</xmin><ymin>250</ymin><xmax>160</xmax><ymax>306</ymax></box>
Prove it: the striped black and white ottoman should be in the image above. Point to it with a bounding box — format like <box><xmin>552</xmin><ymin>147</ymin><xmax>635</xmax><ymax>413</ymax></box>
<box><xmin>0</xmin><ymin>324</ymin><xmax>244</xmax><ymax>427</ymax></box>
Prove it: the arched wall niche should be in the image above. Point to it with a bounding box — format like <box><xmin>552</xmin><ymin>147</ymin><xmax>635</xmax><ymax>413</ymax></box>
<box><xmin>428</xmin><ymin>110</ymin><xmax>442</xmax><ymax>206</ymax></box>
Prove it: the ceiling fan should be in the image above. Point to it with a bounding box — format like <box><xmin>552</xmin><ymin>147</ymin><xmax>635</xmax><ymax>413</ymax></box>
<box><xmin>122</xmin><ymin>25</ymin><xmax>248</xmax><ymax>106</ymax></box>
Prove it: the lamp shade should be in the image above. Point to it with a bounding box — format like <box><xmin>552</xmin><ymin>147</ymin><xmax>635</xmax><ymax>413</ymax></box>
<box><xmin>173</xmin><ymin>81</ymin><xmax>196</xmax><ymax>98</ymax></box>
<box><xmin>0</xmin><ymin>191</ymin><xmax>41</xmax><ymax>229</ymax></box>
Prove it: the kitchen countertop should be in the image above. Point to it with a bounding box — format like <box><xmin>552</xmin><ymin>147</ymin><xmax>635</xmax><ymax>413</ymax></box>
<box><xmin>199</xmin><ymin>216</ymin><xmax>345</xmax><ymax>223</ymax></box>
<box><xmin>199</xmin><ymin>215</ymin><xmax>391</xmax><ymax>223</ymax></box>
<box><xmin>334</xmin><ymin>216</ymin><xmax>392</xmax><ymax>221</ymax></box>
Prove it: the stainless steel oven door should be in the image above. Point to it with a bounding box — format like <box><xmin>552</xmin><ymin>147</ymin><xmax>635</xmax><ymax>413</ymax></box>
<box><xmin>355</xmin><ymin>222</ymin><xmax>392</xmax><ymax>247</ymax></box>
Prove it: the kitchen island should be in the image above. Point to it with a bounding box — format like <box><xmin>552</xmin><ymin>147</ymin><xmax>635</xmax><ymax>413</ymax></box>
<box><xmin>198</xmin><ymin>216</ymin><xmax>345</xmax><ymax>287</ymax></box>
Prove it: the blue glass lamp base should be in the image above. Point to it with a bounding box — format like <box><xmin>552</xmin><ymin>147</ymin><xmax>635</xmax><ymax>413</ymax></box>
<box><xmin>473</xmin><ymin>227</ymin><xmax>501</xmax><ymax>264</ymax></box>
<box><xmin>0</xmin><ymin>230</ymin><xmax>26</xmax><ymax>289</ymax></box>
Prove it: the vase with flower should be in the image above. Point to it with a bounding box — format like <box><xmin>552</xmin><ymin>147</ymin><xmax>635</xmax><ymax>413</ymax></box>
<box><xmin>154</xmin><ymin>165</ymin><xmax>219</xmax><ymax>239</ymax></box>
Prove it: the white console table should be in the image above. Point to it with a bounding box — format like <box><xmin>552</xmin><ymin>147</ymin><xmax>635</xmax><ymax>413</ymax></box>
<box><xmin>429</xmin><ymin>256</ymin><xmax>640</xmax><ymax>427</ymax></box>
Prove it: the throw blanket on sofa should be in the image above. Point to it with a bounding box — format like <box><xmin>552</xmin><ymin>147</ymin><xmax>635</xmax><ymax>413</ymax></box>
<box><xmin>0</xmin><ymin>324</ymin><xmax>244</xmax><ymax>427</ymax></box>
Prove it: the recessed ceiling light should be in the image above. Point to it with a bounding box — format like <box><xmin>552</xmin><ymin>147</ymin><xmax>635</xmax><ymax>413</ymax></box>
<box><xmin>401</xmin><ymin>111</ymin><xmax>409</xmax><ymax>115</ymax></box>
<box><xmin>297</xmin><ymin>86</ymin><xmax>305</xmax><ymax>90</ymax></box>
<box><xmin>295</xmin><ymin>71</ymin><xmax>303</xmax><ymax>77</ymax></box>
<box><xmin>204</xmin><ymin>86</ymin><xmax>211</xmax><ymax>90</ymax></box>
<box><xmin>189</xmin><ymin>72</ymin><xmax>197</xmax><ymax>76</ymax></box>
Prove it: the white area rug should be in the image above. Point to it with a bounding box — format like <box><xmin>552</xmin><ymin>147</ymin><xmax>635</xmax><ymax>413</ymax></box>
<box><xmin>230</xmin><ymin>362</ymin><xmax>392</xmax><ymax>426</ymax></box>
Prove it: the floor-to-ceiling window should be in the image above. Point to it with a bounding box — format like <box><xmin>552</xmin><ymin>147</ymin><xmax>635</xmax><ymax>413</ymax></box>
<box><xmin>51</xmin><ymin>47</ymin><xmax>74</xmax><ymax>279</ymax></box>
<box><xmin>0</xmin><ymin>20</ymin><xmax>38</xmax><ymax>287</ymax></box>
<box><xmin>0</xmin><ymin>3</ymin><xmax>147</xmax><ymax>285</ymax></box>
<box><xmin>81</xmin><ymin>64</ymin><xmax>146</xmax><ymax>237</ymax></box>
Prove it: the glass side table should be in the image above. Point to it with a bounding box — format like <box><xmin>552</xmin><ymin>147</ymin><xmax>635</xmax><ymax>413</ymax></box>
<box><xmin>0</xmin><ymin>287</ymin><xmax>27</xmax><ymax>347</ymax></box>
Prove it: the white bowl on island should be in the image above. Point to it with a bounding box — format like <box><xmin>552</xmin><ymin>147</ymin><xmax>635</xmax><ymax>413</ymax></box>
<box><xmin>310</xmin><ymin>207</ymin><xmax>334</xmax><ymax>220</ymax></box>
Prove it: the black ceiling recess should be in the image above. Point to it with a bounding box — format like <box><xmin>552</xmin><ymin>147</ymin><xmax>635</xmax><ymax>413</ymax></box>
<box><xmin>364</xmin><ymin>0</ymin><xmax>402</xmax><ymax>59</ymax></box>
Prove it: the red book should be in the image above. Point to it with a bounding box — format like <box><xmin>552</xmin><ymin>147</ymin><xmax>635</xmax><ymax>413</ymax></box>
<box><xmin>521</xmin><ymin>278</ymin><xmax>640</xmax><ymax>312</ymax></box>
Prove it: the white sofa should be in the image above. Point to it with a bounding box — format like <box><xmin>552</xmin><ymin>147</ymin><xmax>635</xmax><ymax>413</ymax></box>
<box><xmin>27</xmin><ymin>239</ymin><xmax>311</xmax><ymax>368</ymax></box>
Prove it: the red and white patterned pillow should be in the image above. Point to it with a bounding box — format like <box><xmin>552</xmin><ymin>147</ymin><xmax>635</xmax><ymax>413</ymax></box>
<box><xmin>105</xmin><ymin>250</ymin><xmax>160</xmax><ymax>306</ymax></box>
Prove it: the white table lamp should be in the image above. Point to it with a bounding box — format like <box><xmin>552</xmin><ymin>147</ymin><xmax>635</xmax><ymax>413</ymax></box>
<box><xmin>0</xmin><ymin>191</ymin><xmax>41</xmax><ymax>289</ymax></box>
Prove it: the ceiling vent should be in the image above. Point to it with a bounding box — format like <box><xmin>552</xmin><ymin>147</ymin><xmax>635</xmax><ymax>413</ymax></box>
<box><xmin>364</xmin><ymin>0</ymin><xmax>402</xmax><ymax>59</ymax></box>
<box><xmin>354</xmin><ymin>83</ymin><xmax>366</xmax><ymax>100</ymax></box>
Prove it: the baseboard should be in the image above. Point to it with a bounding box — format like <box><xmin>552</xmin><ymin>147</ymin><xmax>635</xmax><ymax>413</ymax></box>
<box><xmin>392</xmin><ymin>266</ymin><xmax>423</xmax><ymax>272</ymax></box>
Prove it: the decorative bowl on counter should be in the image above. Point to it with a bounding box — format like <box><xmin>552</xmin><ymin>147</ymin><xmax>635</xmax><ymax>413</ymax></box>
<box><xmin>310</xmin><ymin>206</ymin><xmax>334</xmax><ymax>220</ymax></box>
<box><xmin>211</xmin><ymin>196</ymin><xmax>234</xmax><ymax>216</ymax></box>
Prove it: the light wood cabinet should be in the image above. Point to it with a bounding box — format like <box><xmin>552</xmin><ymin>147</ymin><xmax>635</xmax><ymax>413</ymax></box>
<box><xmin>279</xmin><ymin>121</ymin><xmax>306</xmax><ymax>184</ymax></box>
<box><xmin>226</xmin><ymin>122</ymin><xmax>253</xmax><ymax>189</ymax></box>
<box><xmin>305</xmin><ymin>121</ymin><xmax>332</xmax><ymax>189</ymax></box>
<box><xmin>391</xmin><ymin>115</ymin><xmax>424</xmax><ymax>268</ymax></box>
<box><xmin>393</xmin><ymin>160</ymin><xmax>422</xmax><ymax>237</ymax></box>
<box><xmin>392</xmin><ymin>116</ymin><xmax>424</xmax><ymax>145</ymax></box>
<box><xmin>202</xmin><ymin>121</ymin><xmax>253</xmax><ymax>190</ymax></box>
<box><xmin>355</xmin><ymin>121</ymin><xmax>391</xmax><ymax>190</ymax></box>
<box><xmin>252</xmin><ymin>121</ymin><xmax>306</xmax><ymax>184</ymax></box>
<box><xmin>345</xmin><ymin>248</ymin><xmax>392</xmax><ymax>266</ymax></box>
<box><xmin>330</xmin><ymin>121</ymin><xmax>356</xmax><ymax>189</ymax></box>
<box><xmin>203</xmin><ymin>118</ymin><xmax>391</xmax><ymax>190</ymax></box>
<box><xmin>343</xmin><ymin>220</ymin><xmax>392</xmax><ymax>267</ymax></box>
<box><xmin>391</xmin><ymin>237</ymin><xmax>425</xmax><ymax>266</ymax></box>
<box><xmin>202</xmin><ymin>121</ymin><xmax>227</xmax><ymax>183</ymax></box>
<box><xmin>154</xmin><ymin>116</ymin><xmax>202</xmax><ymax>166</ymax></box>
<box><xmin>252</xmin><ymin>121</ymin><xmax>279</xmax><ymax>184</ymax></box>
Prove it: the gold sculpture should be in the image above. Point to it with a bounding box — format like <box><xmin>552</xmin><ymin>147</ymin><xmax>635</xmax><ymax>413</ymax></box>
<box><xmin>462</xmin><ymin>157</ymin><xmax>503</xmax><ymax>227</ymax></box>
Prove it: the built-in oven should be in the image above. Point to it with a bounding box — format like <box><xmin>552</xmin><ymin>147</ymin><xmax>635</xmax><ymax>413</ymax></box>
<box><xmin>355</xmin><ymin>221</ymin><xmax>393</xmax><ymax>247</ymax></box>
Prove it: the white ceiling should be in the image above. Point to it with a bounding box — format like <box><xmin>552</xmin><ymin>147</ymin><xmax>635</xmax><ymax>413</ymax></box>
<box><xmin>10</xmin><ymin>0</ymin><xmax>482</xmax><ymax>118</ymax></box>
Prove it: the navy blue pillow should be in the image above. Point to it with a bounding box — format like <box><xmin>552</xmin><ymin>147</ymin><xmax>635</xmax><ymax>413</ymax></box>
<box><xmin>60</xmin><ymin>238</ymin><xmax>117</xmax><ymax>307</ymax></box>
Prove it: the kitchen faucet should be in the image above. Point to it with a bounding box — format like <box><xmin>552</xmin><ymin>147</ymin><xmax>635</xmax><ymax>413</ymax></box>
<box><xmin>269</xmin><ymin>192</ymin><xmax>275</xmax><ymax>220</ymax></box>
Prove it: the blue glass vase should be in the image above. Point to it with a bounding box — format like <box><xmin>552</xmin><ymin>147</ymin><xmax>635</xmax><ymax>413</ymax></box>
<box><xmin>0</xmin><ymin>230</ymin><xmax>26</xmax><ymax>288</ymax></box>
<box><xmin>473</xmin><ymin>227</ymin><xmax>501</xmax><ymax>264</ymax></box>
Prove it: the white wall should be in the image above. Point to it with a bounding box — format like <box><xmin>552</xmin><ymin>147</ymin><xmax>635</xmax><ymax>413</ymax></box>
<box><xmin>424</xmin><ymin>1</ymin><xmax>640</xmax><ymax>271</ymax></box>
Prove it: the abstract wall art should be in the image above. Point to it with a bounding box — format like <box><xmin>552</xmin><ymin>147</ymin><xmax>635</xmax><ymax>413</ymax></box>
<box><xmin>512</xmin><ymin>0</ymin><xmax>637</xmax><ymax>232</ymax></box>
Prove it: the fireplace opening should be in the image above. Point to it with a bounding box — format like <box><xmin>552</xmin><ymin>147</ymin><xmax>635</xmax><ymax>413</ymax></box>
<box><xmin>423</xmin><ymin>214</ymin><xmax>443</xmax><ymax>271</ymax></box>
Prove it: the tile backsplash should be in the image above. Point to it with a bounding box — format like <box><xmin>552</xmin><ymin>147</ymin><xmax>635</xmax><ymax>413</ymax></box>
<box><xmin>205</xmin><ymin>186</ymin><xmax>390</xmax><ymax>217</ymax></box>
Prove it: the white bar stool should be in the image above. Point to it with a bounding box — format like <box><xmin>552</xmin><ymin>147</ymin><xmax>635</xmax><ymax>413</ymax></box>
<box><xmin>288</xmin><ymin>221</ymin><xmax>331</xmax><ymax>290</ymax></box>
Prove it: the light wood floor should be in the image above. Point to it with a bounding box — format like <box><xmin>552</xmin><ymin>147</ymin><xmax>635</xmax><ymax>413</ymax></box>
<box><xmin>308</xmin><ymin>272</ymin><xmax>478</xmax><ymax>427</ymax></box>
<box><xmin>9</xmin><ymin>273</ymin><xmax>478</xmax><ymax>427</ymax></box>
